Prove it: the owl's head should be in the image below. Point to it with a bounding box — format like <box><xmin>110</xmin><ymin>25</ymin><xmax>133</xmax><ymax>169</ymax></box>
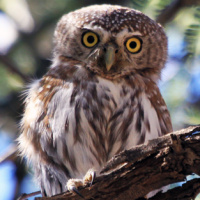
<box><xmin>53</xmin><ymin>5</ymin><xmax>167</xmax><ymax>81</ymax></box>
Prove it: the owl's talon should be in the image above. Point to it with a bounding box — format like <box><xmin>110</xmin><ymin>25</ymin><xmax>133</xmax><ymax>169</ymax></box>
<box><xmin>90</xmin><ymin>171</ymin><xmax>96</xmax><ymax>186</ymax></box>
<box><xmin>66</xmin><ymin>178</ymin><xmax>85</xmax><ymax>199</ymax></box>
<box><xmin>83</xmin><ymin>169</ymin><xmax>96</xmax><ymax>187</ymax></box>
<box><xmin>71</xmin><ymin>187</ymin><xmax>85</xmax><ymax>199</ymax></box>
<box><xmin>66</xmin><ymin>170</ymin><xmax>96</xmax><ymax>198</ymax></box>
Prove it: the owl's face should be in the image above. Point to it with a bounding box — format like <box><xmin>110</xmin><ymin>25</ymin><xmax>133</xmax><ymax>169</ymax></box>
<box><xmin>54</xmin><ymin>5</ymin><xmax>167</xmax><ymax>80</ymax></box>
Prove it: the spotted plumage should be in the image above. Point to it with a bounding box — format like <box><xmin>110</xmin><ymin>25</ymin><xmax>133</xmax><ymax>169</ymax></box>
<box><xmin>18</xmin><ymin>4</ymin><xmax>172</xmax><ymax>197</ymax></box>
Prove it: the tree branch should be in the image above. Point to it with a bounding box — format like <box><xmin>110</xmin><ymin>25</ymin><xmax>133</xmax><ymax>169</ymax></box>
<box><xmin>149</xmin><ymin>178</ymin><xmax>200</xmax><ymax>200</ymax></box>
<box><xmin>156</xmin><ymin>0</ymin><xmax>200</xmax><ymax>25</ymax></box>
<box><xmin>0</xmin><ymin>55</ymin><xmax>29</xmax><ymax>82</ymax></box>
<box><xmin>0</xmin><ymin>144</ymin><xmax>17</xmax><ymax>163</ymax></box>
<box><xmin>33</xmin><ymin>125</ymin><xmax>200</xmax><ymax>200</ymax></box>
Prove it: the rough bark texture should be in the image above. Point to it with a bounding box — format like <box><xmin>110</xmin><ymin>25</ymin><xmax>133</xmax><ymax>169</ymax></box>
<box><xmin>35</xmin><ymin>125</ymin><xmax>200</xmax><ymax>200</ymax></box>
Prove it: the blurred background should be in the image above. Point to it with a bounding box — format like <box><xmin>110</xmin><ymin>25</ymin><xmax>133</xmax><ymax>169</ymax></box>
<box><xmin>0</xmin><ymin>0</ymin><xmax>199</xmax><ymax>199</ymax></box>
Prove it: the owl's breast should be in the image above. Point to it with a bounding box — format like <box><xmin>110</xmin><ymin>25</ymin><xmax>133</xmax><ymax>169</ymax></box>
<box><xmin>38</xmin><ymin>74</ymin><xmax>169</xmax><ymax>178</ymax></box>
<box><xmin>89</xmin><ymin>76</ymin><xmax>166</xmax><ymax>156</ymax></box>
<box><xmin>94</xmin><ymin>77</ymin><xmax>140</xmax><ymax>155</ymax></box>
<box><xmin>61</xmin><ymin>76</ymin><xmax>135</xmax><ymax>175</ymax></box>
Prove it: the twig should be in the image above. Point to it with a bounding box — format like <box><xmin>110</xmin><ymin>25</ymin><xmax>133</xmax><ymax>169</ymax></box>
<box><xmin>0</xmin><ymin>55</ymin><xmax>29</xmax><ymax>82</ymax></box>
<box><xmin>0</xmin><ymin>144</ymin><xmax>18</xmax><ymax>164</ymax></box>
<box><xmin>17</xmin><ymin>191</ymin><xmax>41</xmax><ymax>200</ymax></box>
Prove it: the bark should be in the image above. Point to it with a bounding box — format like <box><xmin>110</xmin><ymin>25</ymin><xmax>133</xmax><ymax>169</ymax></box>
<box><xmin>34</xmin><ymin>125</ymin><xmax>200</xmax><ymax>200</ymax></box>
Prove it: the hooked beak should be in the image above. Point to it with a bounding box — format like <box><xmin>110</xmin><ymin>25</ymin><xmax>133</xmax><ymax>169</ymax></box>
<box><xmin>104</xmin><ymin>45</ymin><xmax>118</xmax><ymax>71</ymax></box>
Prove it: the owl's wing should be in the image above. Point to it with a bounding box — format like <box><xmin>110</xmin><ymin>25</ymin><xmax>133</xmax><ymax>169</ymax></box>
<box><xmin>147</xmin><ymin>82</ymin><xmax>173</xmax><ymax>136</ymax></box>
<box><xmin>18</xmin><ymin>78</ymin><xmax>76</xmax><ymax>196</ymax></box>
<box><xmin>18</xmin><ymin>62</ymin><xmax>104</xmax><ymax>196</ymax></box>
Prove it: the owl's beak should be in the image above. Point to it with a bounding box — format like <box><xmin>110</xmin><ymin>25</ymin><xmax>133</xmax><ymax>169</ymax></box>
<box><xmin>105</xmin><ymin>45</ymin><xmax>116</xmax><ymax>71</ymax></box>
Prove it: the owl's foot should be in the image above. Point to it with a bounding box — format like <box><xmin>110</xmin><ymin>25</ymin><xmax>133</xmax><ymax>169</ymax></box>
<box><xmin>66</xmin><ymin>178</ymin><xmax>85</xmax><ymax>198</ymax></box>
<box><xmin>66</xmin><ymin>169</ymin><xmax>96</xmax><ymax>198</ymax></box>
<box><xmin>83</xmin><ymin>168</ymin><xmax>96</xmax><ymax>187</ymax></box>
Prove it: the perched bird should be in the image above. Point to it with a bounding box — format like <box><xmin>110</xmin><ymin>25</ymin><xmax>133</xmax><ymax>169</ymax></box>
<box><xmin>18</xmin><ymin>4</ymin><xmax>172</xmax><ymax>197</ymax></box>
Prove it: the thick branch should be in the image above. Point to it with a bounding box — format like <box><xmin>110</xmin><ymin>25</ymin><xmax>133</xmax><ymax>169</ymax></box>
<box><xmin>35</xmin><ymin>125</ymin><xmax>200</xmax><ymax>200</ymax></box>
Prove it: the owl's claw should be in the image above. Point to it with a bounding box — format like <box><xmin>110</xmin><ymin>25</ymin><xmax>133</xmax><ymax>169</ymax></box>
<box><xmin>70</xmin><ymin>187</ymin><xmax>85</xmax><ymax>199</ymax></box>
<box><xmin>83</xmin><ymin>169</ymin><xmax>96</xmax><ymax>187</ymax></box>
<box><xmin>66</xmin><ymin>178</ymin><xmax>85</xmax><ymax>199</ymax></box>
<box><xmin>66</xmin><ymin>169</ymin><xmax>96</xmax><ymax>199</ymax></box>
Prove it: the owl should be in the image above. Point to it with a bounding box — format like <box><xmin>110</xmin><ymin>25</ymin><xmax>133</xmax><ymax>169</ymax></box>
<box><xmin>18</xmin><ymin>4</ymin><xmax>172</xmax><ymax>197</ymax></box>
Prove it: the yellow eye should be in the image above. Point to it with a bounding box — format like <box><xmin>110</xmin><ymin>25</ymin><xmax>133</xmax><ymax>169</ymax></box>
<box><xmin>82</xmin><ymin>31</ymin><xmax>99</xmax><ymax>48</ymax></box>
<box><xmin>125</xmin><ymin>37</ymin><xmax>142</xmax><ymax>53</ymax></box>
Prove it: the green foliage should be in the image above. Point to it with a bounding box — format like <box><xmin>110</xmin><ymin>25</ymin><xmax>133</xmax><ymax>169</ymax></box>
<box><xmin>130</xmin><ymin>0</ymin><xmax>150</xmax><ymax>10</ymax></box>
<box><xmin>0</xmin><ymin>64</ymin><xmax>23</xmax><ymax>100</ymax></box>
<box><xmin>184</xmin><ymin>7</ymin><xmax>200</xmax><ymax>62</ymax></box>
<box><xmin>154</xmin><ymin>0</ymin><xmax>174</xmax><ymax>16</ymax></box>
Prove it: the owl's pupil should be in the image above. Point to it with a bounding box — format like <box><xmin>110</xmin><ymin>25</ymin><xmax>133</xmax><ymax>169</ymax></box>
<box><xmin>130</xmin><ymin>41</ymin><xmax>137</xmax><ymax>49</ymax></box>
<box><xmin>87</xmin><ymin>36</ymin><xmax>94</xmax><ymax>43</ymax></box>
